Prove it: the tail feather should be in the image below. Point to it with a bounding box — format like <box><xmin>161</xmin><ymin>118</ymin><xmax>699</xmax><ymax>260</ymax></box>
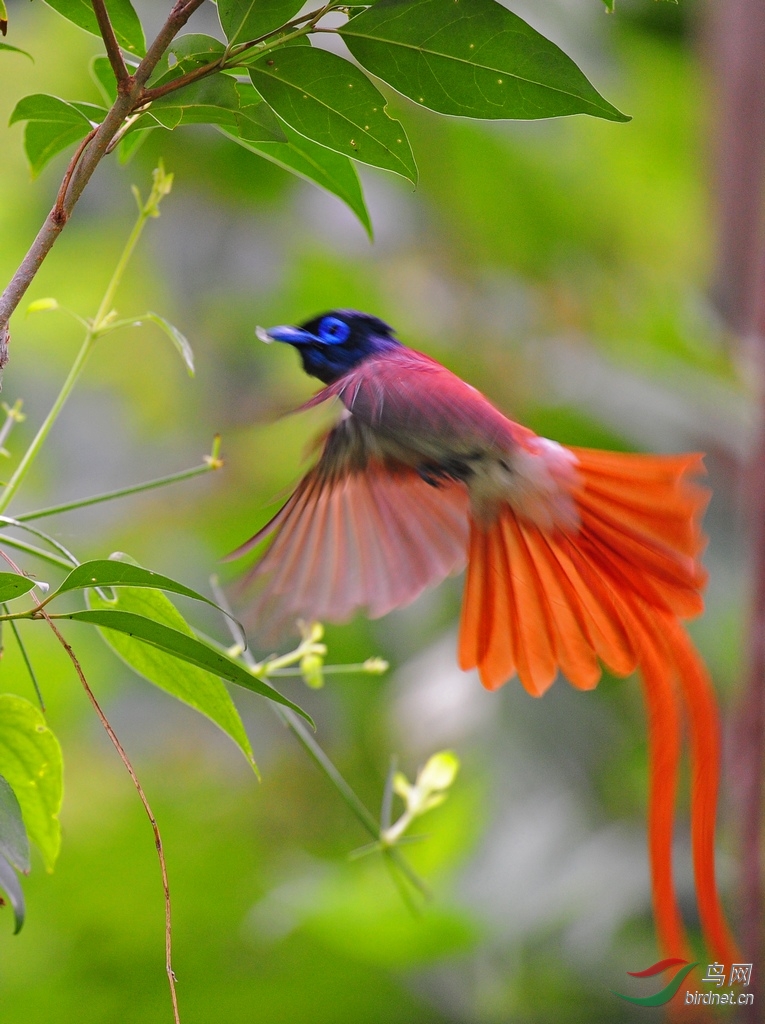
<box><xmin>579</xmin><ymin>500</ymin><xmax>705</xmax><ymax>616</ymax></box>
<box><xmin>459</xmin><ymin>445</ymin><xmax>738</xmax><ymax>962</ymax></box>
<box><xmin>484</xmin><ymin>519</ymin><xmax>517</xmax><ymax>688</ymax></box>
<box><xmin>552</xmin><ymin>531</ymin><xmax>639</xmax><ymax>678</ymax></box>
<box><xmin>628</xmin><ymin>599</ymin><xmax>689</xmax><ymax>959</ymax></box>
<box><xmin>664</xmin><ymin>616</ymin><xmax>740</xmax><ymax>965</ymax></box>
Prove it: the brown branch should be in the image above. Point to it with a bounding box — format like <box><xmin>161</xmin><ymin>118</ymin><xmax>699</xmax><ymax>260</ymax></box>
<box><xmin>92</xmin><ymin>0</ymin><xmax>130</xmax><ymax>86</ymax></box>
<box><xmin>136</xmin><ymin>0</ymin><xmax>208</xmax><ymax>89</ymax></box>
<box><xmin>0</xmin><ymin>0</ymin><xmax>207</xmax><ymax>374</ymax></box>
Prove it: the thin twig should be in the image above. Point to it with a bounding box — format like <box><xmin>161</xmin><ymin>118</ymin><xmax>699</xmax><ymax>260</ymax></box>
<box><xmin>135</xmin><ymin>0</ymin><xmax>208</xmax><ymax>90</ymax></box>
<box><xmin>42</xmin><ymin>611</ymin><xmax>181</xmax><ymax>1024</ymax></box>
<box><xmin>53</xmin><ymin>128</ymin><xmax>98</xmax><ymax>223</ymax></box>
<box><xmin>0</xmin><ymin>535</ymin><xmax>74</xmax><ymax>571</ymax></box>
<box><xmin>92</xmin><ymin>0</ymin><xmax>130</xmax><ymax>85</ymax></box>
<box><xmin>0</xmin><ymin>545</ymin><xmax>181</xmax><ymax>1022</ymax></box>
<box><xmin>140</xmin><ymin>4</ymin><xmax>331</xmax><ymax>105</ymax></box>
<box><xmin>140</xmin><ymin>55</ymin><xmax>227</xmax><ymax>104</ymax></box>
<box><xmin>16</xmin><ymin>442</ymin><xmax>222</xmax><ymax>522</ymax></box>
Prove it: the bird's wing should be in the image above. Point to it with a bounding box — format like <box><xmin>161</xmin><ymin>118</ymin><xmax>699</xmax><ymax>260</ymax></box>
<box><xmin>230</xmin><ymin>413</ymin><xmax>470</xmax><ymax>637</ymax></box>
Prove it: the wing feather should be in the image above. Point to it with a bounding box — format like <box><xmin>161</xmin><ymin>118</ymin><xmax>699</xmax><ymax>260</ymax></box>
<box><xmin>234</xmin><ymin>414</ymin><xmax>470</xmax><ymax>638</ymax></box>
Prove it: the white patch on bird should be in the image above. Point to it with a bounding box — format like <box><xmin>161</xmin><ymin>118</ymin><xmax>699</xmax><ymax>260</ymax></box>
<box><xmin>255</xmin><ymin>326</ymin><xmax>274</xmax><ymax>344</ymax></box>
<box><xmin>511</xmin><ymin>439</ymin><xmax>580</xmax><ymax>531</ymax></box>
<box><xmin>470</xmin><ymin>439</ymin><xmax>580</xmax><ymax>532</ymax></box>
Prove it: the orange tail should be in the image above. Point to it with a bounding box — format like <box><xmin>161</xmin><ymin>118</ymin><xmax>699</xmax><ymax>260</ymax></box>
<box><xmin>458</xmin><ymin>446</ymin><xmax>738</xmax><ymax>961</ymax></box>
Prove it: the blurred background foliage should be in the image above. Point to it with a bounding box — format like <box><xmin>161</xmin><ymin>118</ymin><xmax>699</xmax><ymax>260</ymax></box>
<box><xmin>0</xmin><ymin>0</ymin><xmax>747</xmax><ymax>1021</ymax></box>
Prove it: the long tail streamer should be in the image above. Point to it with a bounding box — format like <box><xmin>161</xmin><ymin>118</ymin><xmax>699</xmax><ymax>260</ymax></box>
<box><xmin>459</xmin><ymin>447</ymin><xmax>739</xmax><ymax>962</ymax></box>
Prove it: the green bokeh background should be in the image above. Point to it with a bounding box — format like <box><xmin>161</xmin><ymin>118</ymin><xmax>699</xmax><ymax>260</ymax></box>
<box><xmin>0</xmin><ymin>1</ymin><xmax>746</xmax><ymax>1021</ymax></box>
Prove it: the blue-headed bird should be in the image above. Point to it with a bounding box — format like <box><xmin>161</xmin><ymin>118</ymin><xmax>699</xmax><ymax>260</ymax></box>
<box><xmin>229</xmin><ymin>309</ymin><xmax>738</xmax><ymax>966</ymax></box>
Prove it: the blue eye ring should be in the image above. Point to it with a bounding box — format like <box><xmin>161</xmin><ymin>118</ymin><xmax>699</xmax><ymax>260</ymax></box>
<box><xmin>317</xmin><ymin>316</ymin><xmax>351</xmax><ymax>345</ymax></box>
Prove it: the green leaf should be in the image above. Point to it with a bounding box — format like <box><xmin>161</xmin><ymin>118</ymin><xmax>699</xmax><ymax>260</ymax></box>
<box><xmin>235</xmin><ymin>82</ymin><xmax>288</xmax><ymax>142</ymax></box>
<box><xmin>88</xmin><ymin>586</ymin><xmax>258</xmax><ymax>774</ymax></box>
<box><xmin>0</xmin><ymin>775</ymin><xmax>30</xmax><ymax>873</ymax></box>
<box><xmin>135</xmin><ymin>314</ymin><xmax>195</xmax><ymax>375</ymax></box>
<box><xmin>149</xmin><ymin>33</ymin><xmax>226</xmax><ymax>89</ymax></box>
<box><xmin>339</xmin><ymin>0</ymin><xmax>629</xmax><ymax>122</ymax></box>
<box><xmin>601</xmin><ymin>0</ymin><xmax>615</xmax><ymax>11</ymax></box>
<box><xmin>149</xmin><ymin>74</ymin><xmax>243</xmax><ymax>130</ymax></box>
<box><xmin>219</xmin><ymin>121</ymin><xmax>372</xmax><ymax>237</ymax></box>
<box><xmin>0</xmin><ymin>854</ymin><xmax>25</xmax><ymax>934</ymax></box>
<box><xmin>90</xmin><ymin>54</ymin><xmax>118</xmax><ymax>104</ymax></box>
<box><xmin>60</xmin><ymin>609</ymin><xmax>314</xmax><ymax>726</ymax></box>
<box><xmin>0</xmin><ymin>573</ymin><xmax>35</xmax><ymax>603</ymax></box>
<box><xmin>42</xmin><ymin>0</ymin><xmax>145</xmax><ymax>57</ymax></box>
<box><xmin>118</xmin><ymin>125</ymin><xmax>152</xmax><ymax>163</ymax></box>
<box><xmin>218</xmin><ymin>0</ymin><xmax>304</xmax><ymax>45</ymax></box>
<box><xmin>130</xmin><ymin>78</ymin><xmax>286</xmax><ymax>144</ymax></box>
<box><xmin>0</xmin><ymin>0</ymin><xmax>7</xmax><ymax>33</ymax></box>
<box><xmin>0</xmin><ymin>42</ymin><xmax>33</xmax><ymax>60</ymax></box>
<box><xmin>9</xmin><ymin>94</ymin><xmax>105</xmax><ymax>177</ymax></box>
<box><xmin>0</xmin><ymin>695</ymin><xmax>63</xmax><ymax>871</ymax></box>
<box><xmin>249</xmin><ymin>46</ymin><xmax>417</xmax><ymax>182</ymax></box>
<box><xmin>51</xmin><ymin>557</ymin><xmax>229</xmax><ymax>608</ymax></box>
<box><xmin>26</xmin><ymin>297</ymin><xmax>60</xmax><ymax>315</ymax></box>
<box><xmin>167</xmin><ymin>32</ymin><xmax>226</xmax><ymax>72</ymax></box>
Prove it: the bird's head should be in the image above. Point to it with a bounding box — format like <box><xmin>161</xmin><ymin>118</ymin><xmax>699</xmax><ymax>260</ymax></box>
<box><xmin>256</xmin><ymin>309</ymin><xmax>401</xmax><ymax>384</ymax></box>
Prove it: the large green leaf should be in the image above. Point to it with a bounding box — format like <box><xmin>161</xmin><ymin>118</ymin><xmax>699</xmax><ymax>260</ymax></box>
<box><xmin>235</xmin><ymin>82</ymin><xmax>288</xmax><ymax>142</ymax></box>
<box><xmin>42</xmin><ymin>0</ymin><xmax>145</xmax><ymax>57</ymax></box>
<box><xmin>0</xmin><ymin>775</ymin><xmax>30</xmax><ymax>873</ymax></box>
<box><xmin>218</xmin><ymin>0</ymin><xmax>304</xmax><ymax>45</ymax></box>
<box><xmin>248</xmin><ymin>45</ymin><xmax>417</xmax><ymax>182</ymax></box>
<box><xmin>0</xmin><ymin>573</ymin><xmax>35</xmax><ymax>604</ymax></box>
<box><xmin>219</xmin><ymin>121</ymin><xmax>372</xmax><ymax>237</ymax></box>
<box><xmin>0</xmin><ymin>695</ymin><xmax>63</xmax><ymax>872</ymax></box>
<box><xmin>88</xmin><ymin>586</ymin><xmax>257</xmax><ymax>774</ymax></box>
<box><xmin>60</xmin><ymin>609</ymin><xmax>314</xmax><ymax>726</ymax></box>
<box><xmin>9</xmin><ymin>94</ymin><xmax>106</xmax><ymax>176</ymax></box>
<box><xmin>339</xmin><ymin>0</ymin><xmax>629</xmax><ymax>122</ymax></box>
<box><xmin>51</xmin><ymin>558</ymin><xmax>227</xmax><ymax>608</ymax></box>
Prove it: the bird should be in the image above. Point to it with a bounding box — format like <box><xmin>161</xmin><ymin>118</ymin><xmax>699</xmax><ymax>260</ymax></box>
<box><xmin>229</xmin><ymin>308</ymin><xmax>739</xmax><ymax>966</ymax></box>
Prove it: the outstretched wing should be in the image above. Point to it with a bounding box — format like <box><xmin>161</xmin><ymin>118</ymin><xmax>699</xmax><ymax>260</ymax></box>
<box><xmin>231</xmin><ymin>414</ymin><xmax>470</xmax><ymax>637</ymax></box>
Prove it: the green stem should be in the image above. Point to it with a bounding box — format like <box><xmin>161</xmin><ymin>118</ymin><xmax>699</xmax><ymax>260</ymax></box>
<box><xmin>16</xmin><ymin>437</ymin><xmax>222</xmax><ymax>522</ymax></box>
<box><xmin>0</xmin><ymin>168</ymin><xmax>171</xmax><ymax>516</ymax></box>
<box><xmin>5</xmin><ymin>612</ymin><xmax>44</xmax><ymax>711</ymax></box>
<box><xmin>209</xmin><ymin>578</ymin><xmax>429</xmax><ymax>900</ymax></box>
<box><xmin>0</xmin><ymin>535</ymin><xmax>75</xmax><ymax>571</ymax></box>
<box><xmin>0</xmin><ymin>330</ymin><xmax>97</xmax><ymax>514</ymax></box>
<box><xmin>0</xmin><ymin>400</ymin><xmax>25</xmax><ymax>456</ymax></box>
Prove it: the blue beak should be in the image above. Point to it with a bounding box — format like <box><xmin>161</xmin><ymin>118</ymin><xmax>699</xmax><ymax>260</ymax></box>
<box><xmin>256</xmin><ymin>324</ymin><xmax>316</xmax><ymax>346</ymax></box>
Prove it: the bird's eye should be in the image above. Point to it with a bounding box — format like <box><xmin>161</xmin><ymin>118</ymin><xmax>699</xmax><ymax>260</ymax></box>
<box><xmin>318</xmin><ymin>316</ymin><xmax>351</xmax><ymax>345</ymax></box>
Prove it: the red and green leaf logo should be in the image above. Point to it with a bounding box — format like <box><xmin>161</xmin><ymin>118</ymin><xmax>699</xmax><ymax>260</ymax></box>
<box><xmin>614</xmin><ymin>959</ymin><xmax>700</xmax><ymax>1007</ymax></box>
